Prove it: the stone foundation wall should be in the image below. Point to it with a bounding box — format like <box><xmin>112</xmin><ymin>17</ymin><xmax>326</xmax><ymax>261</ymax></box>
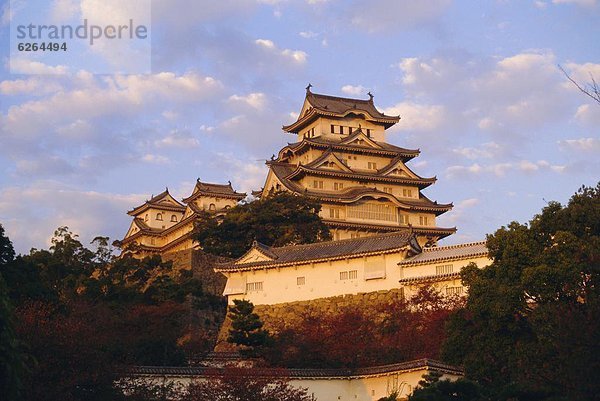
<box><xmin>215</xmin><ymin>289</ymin><xmax>405</xmax><ymax>351</ymax></box>
<box><xmin>162</xmin><ymin>249</ymin><xmax>228</xmax><ymax>297</ymax></box>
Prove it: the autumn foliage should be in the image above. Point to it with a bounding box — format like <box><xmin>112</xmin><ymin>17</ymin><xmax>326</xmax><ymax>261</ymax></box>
<box><xmin>260</xmin><ymin>286</ymin><xmax>463</xmax><ymax>369</ymax></box>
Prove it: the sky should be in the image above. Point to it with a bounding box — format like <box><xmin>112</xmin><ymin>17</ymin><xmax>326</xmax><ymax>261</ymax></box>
<box><xmin>0</xmin><ymin>0</ymin><xmax>599</xmax><ymax>254</ymax></box>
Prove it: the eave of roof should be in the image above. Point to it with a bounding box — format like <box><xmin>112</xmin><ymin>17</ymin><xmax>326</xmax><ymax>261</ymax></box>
<box><xmin>283</xmin><ymin>91</ymin><xmax>400</xmax><ymax>133</ymax></box>
<box><xmin>127</xmin><ymin>358</ymin><xmax>463</xmax><ymax>379</ymax></box>
<box><xmin>281</xmin><ymin>138</ymin><xmax>419</xmax><ymax>161</ymax></box>
<box><xmin>398</xmin><ymin>241</ymin><xmax>488</xmax><ymax>266</ymax></box>
<box><xmin>216</xmin><ymin>230</ymin><xmax>417</xmax><ymax>272</ymax></box>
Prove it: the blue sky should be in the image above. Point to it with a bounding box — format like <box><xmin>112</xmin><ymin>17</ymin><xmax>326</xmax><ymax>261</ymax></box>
<box><xmin>0</xmin><ymin>0</ymin><xmax>599</xmax><ymax>254</ymax></box>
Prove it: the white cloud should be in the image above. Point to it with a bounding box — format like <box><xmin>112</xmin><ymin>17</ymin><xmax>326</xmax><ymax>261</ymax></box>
<box><xmin>255</xmin><ymin>38</ymin><xmax>308</xmax><ymax>64</ymax></box>
<box><xmin>552</xmin><ymin>0</ymin><xmax>598</xmax><ymax>7</ymax></box>
<box><xmin>453</xmin><ymin>142</ymin><xmax>502</xmax><ymax>160</ymax></box>
<box><xmin>228</xmin><ymin>93</ymin><xmax>267</xmax><ymax>111</ymax></box>
<box><xmin>348</xmin><ymin>0</ymin><xmax>451</xmax><ymax>33</ymax></box>
<box><xmin>0</xmin><ymin>77</ymin><xmax>63</xmax><ymax>95</ymax></box>
<box><xmin>299</xmin><ymin>31</ymin><xmax>318</xmax><ymax>38</ymax></box>
<box><xmin>384</xmin><ymin>102</ymin><xmax>448</xmax><ymax>132</ymax></box>
<box><xmin>558</xmin><ymin>137</ymin><xmax>600</xmax><ymax>152</ymax></box>
<box><xmin>9</xmin><ymin>58</ymin><xmax>69</xmax><ymax>74</ymax></box>
<box><xmin>50</xmin><ymin>0</ymin><xmax>80</xmax><ymax>23</ymax></box>
<box><xmin>154</xmin><ymin>129</ymin><xmax>200</xmax><ymax>149</ymax></box>
<box><xmin>0</xmin><ymin>184</ymin><xmax>145</xmax><ymax>254</ymax></box>
<box><xmin>141</xmin><ymin>154</ymin><xmax>170</xmax><ymax>164</ymax></box>
<box><xmin>341</xmin><ymin>85</ymin><xmax>367</xmax><ymax>96</ymax></box>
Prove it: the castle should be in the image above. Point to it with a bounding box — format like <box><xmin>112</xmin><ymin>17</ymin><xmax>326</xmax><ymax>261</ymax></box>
<box><xmin>120</xmin><ymin>86</ymin><xmax>456</xmax><ymax>255</ymax></box>
<box><xmin>121</xmin><ymin>88</ymin><xmax>491</xmax><ymax>400</ymax></box>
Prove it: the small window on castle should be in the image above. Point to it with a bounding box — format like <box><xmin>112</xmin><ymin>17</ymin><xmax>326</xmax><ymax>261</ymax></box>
<box><xmin>340</xmin><ymin>271</ymin><xmax>348</xmax><ymax>280</ymax></box>
<box><xmin>366</xmin><ymin>129</ymin><xmax>371</xmax><ymax>137</ymax></box>
<box><xmin>150</xmin><ymin>238</ymin><xmax>155</xmax><ymax>245</ymax></box>
<box><xmin>171</xmin><ymin>215</ymin><xmax>178</xmax><ymax>222</ymax></box>
<box><xmin>419</xmin><ymin>215</ymin><xmax>429</xmax><ymax>226</ymax></box>
<box><xmin>400</xmin><ymin>214</ymin><xmax>409</xmax><ymax>225</ymax></box>
<box><xmin>246</xmin><ymin>282</ymin><xmax>263</xmax><ymax>292</ymax></box>
<box><xmin>383</xmin><ymin>187</ymin><xmax>393</xmax><ymax>194</ymax></box>
<box><xmin>297</xmin><ymin>277</ymin><xmax>305</xmax><ymax>286</ymax></box>
<box><xmin>156</xmin><ymin>213</ymin><xmax>163</xmax><ymax>221</ymax></box>
<box><xmin>331</xmin><ymin>124</ymin><xmax>335</xmax><ymax>134</ymax></box>
<box><xmin>368</xmin><ymin>162</ymin><xmax>377</xmax><ymax>170</ymax></box>
<box><xmin>209</xmin><ymin>204</ymin><xmax>216</xmax><ymax>211</ymax></box>
<box><xmin>436</xmin><ymin>264</ymin><xmax>453</xmax><ymax>275</ymax></box>
<box><xmin>348</xmin><ymin>270</ymin><xmax>358</xmax><ymax>280</ymax></box>
<box><xmin>339</xmin><ymin>126</ymin><xmax>344</xmax><ymax>135</ymax></box>
<box><xmin>329</xmin><ymin>208</ymin><xmax>340</xmax><ymax>219</ymax></box>
<box><xmin>402</xmin><ymin>188</ymin><xmax>413</xmax><ymax>198</ymax></box>
<box><xmin>446</xmin><ymin>286</ymin><xmax>463</xmax><ymax>296</ymax></box>
<box><xmin>313</xmin><ymin>180</ymin><xmax>324</xmax><ymax>189</ymax></box>
<box><xmin>334</xmin><ymin>182</ymin><xmax>344</xmax><ymax>190</ymax></box>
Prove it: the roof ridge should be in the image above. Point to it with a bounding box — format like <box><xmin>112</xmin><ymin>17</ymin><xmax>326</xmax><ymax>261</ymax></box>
<box><xmin>265</xmin><ymin>230</ymin><xmax>412</xmax><ymax>253</ymax></box>
<box><xmin>422</xmin><ymin>241</ymin><xmax>487</xmax><ymax>253</ymax></box>
<box><xmin>309</xmin><ymin>91</ymin><xmax>372</xmax><ymax>104</ymax></box>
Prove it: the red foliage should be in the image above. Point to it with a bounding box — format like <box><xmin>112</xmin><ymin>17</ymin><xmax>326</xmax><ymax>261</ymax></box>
<box><xmin>15</xmin><ymin>300</ymin><xmax>121</xmax><ymax>401</ymax></box>
<box><xmin>182</xmin><ymin>367</ymin><xmax>313</xmax><ymax>401</ymax></box>
<box><xmin>264</xmin><ymin>286</ymin><xmax>463</xmax><ymax>368</ymax></box>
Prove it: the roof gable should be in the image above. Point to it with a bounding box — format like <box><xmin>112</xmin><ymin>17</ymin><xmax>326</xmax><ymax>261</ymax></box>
<box><xmin>128</xmin><ymin>189</ymin><xmax>185</xmax><ymax>216</ymax></box>
<box><xmin>340</xmin><ymin>129</ymin><xmax>382</xmax><ymax>149</ymax></box>
<box><xmin>379</xmin><ymin>157</ymin><xmax>420</xmax><ymax>179</ymax></box>
<box><xmin>218</xmin><ymin>230</ymin><xmax>419</xmax><ymax>271</ymax></box>
<box><xmin>305</xmin><ymin>150</ymin><xmax>353</xmax><ymax>172</ymax></box>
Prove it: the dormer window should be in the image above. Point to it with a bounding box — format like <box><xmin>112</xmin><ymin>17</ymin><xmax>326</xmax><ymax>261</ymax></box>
<box><xmin>171</xmin><ymin>215</ymin><xmax>178</xmax><ymax>222</ymax></box>
<box><xmin>209</xmin><ymin>203</ymin><xmax>216</xmax><ymax>211</ymax></box>
<box><xmin>156</xmin><ymin>213</ymin><xmax>163</xmax><ymax>221</ymax></box>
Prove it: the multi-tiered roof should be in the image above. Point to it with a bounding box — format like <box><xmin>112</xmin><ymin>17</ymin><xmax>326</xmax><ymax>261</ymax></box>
<box><xmin>263</xmin><ymin>87</ymin><xmax>455</xmax><ymax>246</ymax></box>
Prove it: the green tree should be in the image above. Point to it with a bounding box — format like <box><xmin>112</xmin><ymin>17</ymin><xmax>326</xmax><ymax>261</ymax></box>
<box><xmin>408</xmin><ymin>372</ymin><xmax>484</xmax><ymax>401</ymax></box>
<box><xmin>0</xmin><ymin>272</ymin><xmax>27</xmax><ymax>401</ymax></box>
<box><xmin>443</xmin><ymin>183</ymin><xmax>600</xmax><ymax>400</ymax></box>
<box><xmin>194</xmin><ymin>192</ymin><xmax>331</xmax><ymax>258</ymax></box>
<box><xmin>227</xmin><ymin>299</ymin><xmax>271</xmax><ymax>357</ymax></box>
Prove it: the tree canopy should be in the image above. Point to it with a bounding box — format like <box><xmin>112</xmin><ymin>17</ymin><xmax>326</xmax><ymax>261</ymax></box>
<box><xmin>194</xmin><ymin>191</ymin><xmax>331</xmax><ymax>258</ymax></box>
<box><xmin>442</xmin><ymin>183</ymin><xmax>600</xmax><ymax>400</ymax></box>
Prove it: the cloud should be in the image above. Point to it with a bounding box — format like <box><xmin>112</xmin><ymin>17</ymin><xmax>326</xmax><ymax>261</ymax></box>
<box><xmin>341</xmin><ymin>85</ymin><xmax>367</xmax><ymax>96</ymax></box>
<box><xmin>347</xmin><ymin>0</ymin><xmax>452</xmax><ymax>33</ymax></box>
<box><xmin>0</xmin><ymin>77</ymin><xmax>63</xmax><ymax>95</ymax></box>
<box><xmin>384</xmin><ymin>102</ymin><xmax>448</xmax><ymax>132</ymax></box>
<box><xmin>0</xmin><ymin>184</ymin><xmax>145</xmax><ymax>254</ymax></box>
<box><xmin>228</xmin><ymin>93</ymin><xmax>267</xmax><ymax>111</ymax></box>
<box><xmin>154</xmin><ymin>129</ymin><xmax>200</xmax><ymax>149</ymax></box>
<box><xmin>255</xmin><ymin>38</ymin><xmax>308</xmax><ymax>64</ymax></box>
<box><xmin>141</xmin><ymin>154</ymin><xmax>170</xmax><ymax>164</ymax></box>
<box><xmin>452</xmin><ymin>142</ymin><xmax>503</xmax><ymax>160</ymax></box>
<box><xmin>445</xmin><ymin>160</ymin><xmax>566</xmax><ymax>178</ymax></box>
<box><xmin>9</xmin><ymin>58</ymin><xmax>69</xmax><ymax>74</ymax></box>
<box><xmin>558</xmin><ymin>137</ymin><xmax>600</xmax><ymax>152</ymax></box>
<box><xmin>552</xmin><ymin>0</ymin><xmax>598</xmax><ymax>7</ymax></box>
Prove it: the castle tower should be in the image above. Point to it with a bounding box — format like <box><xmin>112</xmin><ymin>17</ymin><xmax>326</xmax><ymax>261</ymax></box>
<box><xmin>118</xmin><ymin>181</ymin><xmax>246</xmax><ymax>258</ymax></box>
<box><xmin>262</xmin><ymin>87</ymin><xmax>455</xmax><ymax>247</ymax></box>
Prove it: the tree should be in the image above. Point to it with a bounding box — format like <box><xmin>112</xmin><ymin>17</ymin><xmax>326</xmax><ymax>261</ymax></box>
<box><xmin>261</xmin><ymin>286</ymin><xmax>461</xmax><ymax>369</ymax></box>
<box><xmin>0</xmin><ymin>273</ymin><xmax>27</xmax><ymax>401</ymax></box>
<box><xmin>182</xmin><ymin>368</ymin><xmax>314</xmax><ymax>401</ymax></box>
<box><xmin>227</xmin><ymin>299</ymin><xmax>271</xmax><ymax>357</ymax></box>
<box><xmin>442</xmin><ymin>183</ymin><xmax>600</xmax><ymax>400</ymax></box>
<box><xmin>194</xmin><ymin>192</ymin><xmax>331</xmax><ymax>258</ymax></box>
<box><xmin>560</xmin><ymin>65</ymin><xmax>600</xmax><ymax>105</ymax></box>
<box><xmin>408</xmin><ymin>372</ymin><xmax>484</xmax><ymax>401</ymax></box>
<box><xmin>0</xmin><ymin>224</ymin><xmax>15</xmax><ymax>266</ymax></box>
